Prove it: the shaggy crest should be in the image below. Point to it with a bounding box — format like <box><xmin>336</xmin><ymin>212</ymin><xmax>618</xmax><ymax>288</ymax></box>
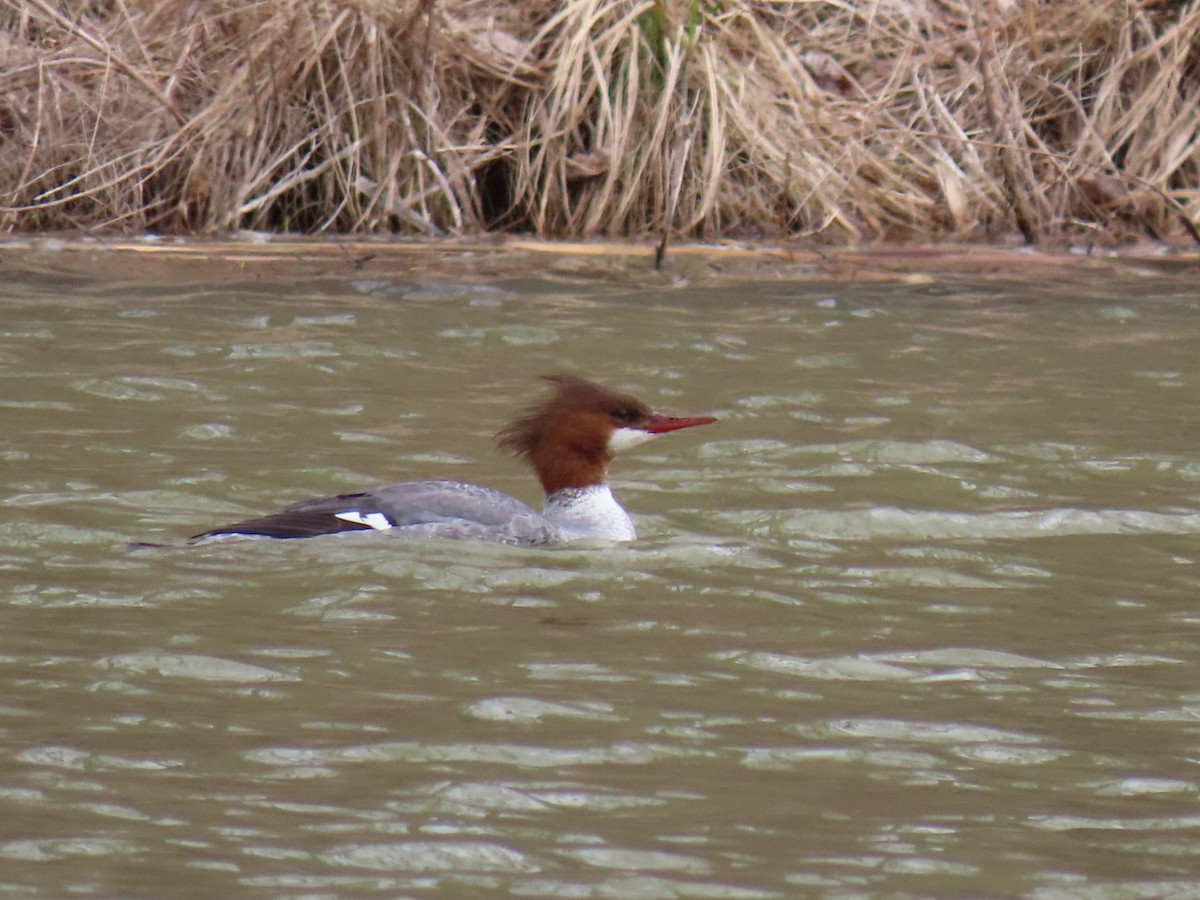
<box><xmin>497</xmin><ymin>375</ymin><xmax>650</xmax><ymax>464</ymax></box>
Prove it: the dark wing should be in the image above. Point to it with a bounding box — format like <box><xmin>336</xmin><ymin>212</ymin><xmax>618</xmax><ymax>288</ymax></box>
<box><xmin>189</xmin><ymin>481</ymin><xmax>554</xmax><ymax>544</ymax></box>
<box><xmin>188</xmin><ymin>490</ymin><xmax>389</xmax><ymax>542</ymax></box>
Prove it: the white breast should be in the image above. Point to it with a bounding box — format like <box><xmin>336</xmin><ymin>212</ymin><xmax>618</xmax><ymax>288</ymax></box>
<box><xmin>543</xmin><ymin>485</ymin><xmax>637</xmax><ymax>542</ymax></box>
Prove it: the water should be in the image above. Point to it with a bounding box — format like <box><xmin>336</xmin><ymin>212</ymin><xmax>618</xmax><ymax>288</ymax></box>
<box><xmin>2</xmin><ymin>242</ymin><xmax>1199</xmax><ymax>897</ymax></box>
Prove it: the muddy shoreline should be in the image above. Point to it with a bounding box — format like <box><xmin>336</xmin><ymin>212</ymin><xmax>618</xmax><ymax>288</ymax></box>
<box><xmin>3</xmin><ymin>235</ymin><xmax>1199</xmax><ymax>288</ymax></box>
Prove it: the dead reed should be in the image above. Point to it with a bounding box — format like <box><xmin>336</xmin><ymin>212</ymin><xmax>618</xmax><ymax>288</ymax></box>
<box><xmin>1</xmin><ymin>0</ymin><xmax>1198</xmax><ymax>243</ymax></box>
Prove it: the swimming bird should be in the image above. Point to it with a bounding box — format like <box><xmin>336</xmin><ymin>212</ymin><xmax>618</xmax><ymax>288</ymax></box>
<box><xmin>189</xmin><ymin>375</ymin><xmax>716</xmax><ymax>545</ymax></box>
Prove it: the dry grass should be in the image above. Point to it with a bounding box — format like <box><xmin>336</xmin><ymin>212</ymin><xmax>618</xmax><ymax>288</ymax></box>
<box><xmin>1</xmin><ymin>0</ymin><xmax>1198</xmax><ymax>243</ymax></box>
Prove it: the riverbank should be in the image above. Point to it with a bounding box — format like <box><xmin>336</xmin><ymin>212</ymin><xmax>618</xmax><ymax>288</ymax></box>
<box><xmin>3</xmin><ymin>234</ymin><xmax>1198</xmax><ymax>289</ymax></box>
<box><xmin>3</xmin><ymin>1</ymin><xmax>1199</xmax><ymax>244</ymax></box>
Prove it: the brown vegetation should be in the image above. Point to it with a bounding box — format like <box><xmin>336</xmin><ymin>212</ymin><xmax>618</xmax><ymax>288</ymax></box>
<box><xmin>1</xmin><ymin>0</ymin><xmax>1198</xmax><ymax>244</ymax></box>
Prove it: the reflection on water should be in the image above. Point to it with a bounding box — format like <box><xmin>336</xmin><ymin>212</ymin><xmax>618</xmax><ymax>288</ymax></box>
<box><xmin>2</xmin><ymin>249</ymin><xmax>1199</xmax><ymax>897</ymax></box>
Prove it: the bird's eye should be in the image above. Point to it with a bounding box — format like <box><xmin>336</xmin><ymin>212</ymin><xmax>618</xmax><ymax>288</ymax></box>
<box><xmin>611</xmin><ymin>407</ymin><xmax>638</xmax><ymax>424</ymax></box>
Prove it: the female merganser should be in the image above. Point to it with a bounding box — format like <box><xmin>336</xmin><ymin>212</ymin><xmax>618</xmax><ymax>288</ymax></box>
<box><xmin>189</xmin><ymin>375</ymin><xmax>716</xmax><ymax>545</ymax></box>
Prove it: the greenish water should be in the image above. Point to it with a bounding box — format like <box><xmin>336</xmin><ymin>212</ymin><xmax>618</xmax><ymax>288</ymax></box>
<box><xmin>2</xmin><ymin>248</ymin><xmax>1199</xmax><ymax>897</ymax></box>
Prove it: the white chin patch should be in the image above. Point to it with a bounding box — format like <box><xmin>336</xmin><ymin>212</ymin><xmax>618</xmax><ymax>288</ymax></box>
<box><xmin>335</xmin><ymin>511</ymin><xmax>393</xmax><ymax>531</ymax></box>
<box><xmin>608</xmin><ymin>427</ymin><xmax>659</xmax><ymax>453</ymax></box>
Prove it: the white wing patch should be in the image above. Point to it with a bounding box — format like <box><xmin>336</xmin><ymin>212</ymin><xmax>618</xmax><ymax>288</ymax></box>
<box><xmin>334</xmin><ymin>511</ymin><xmax>393</xmax><ymax>531</ymax></box>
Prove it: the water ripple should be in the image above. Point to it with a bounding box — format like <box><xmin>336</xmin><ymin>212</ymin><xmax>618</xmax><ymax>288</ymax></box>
<box><xmin>321</xmin><ymin>841</ymin><xmax>538</xmax><ymax>872</ymax></box>
<box><xmin>760</xmin><ymin>507</ymin><xmax>1200</xmax><ymax>540</ymax></box>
